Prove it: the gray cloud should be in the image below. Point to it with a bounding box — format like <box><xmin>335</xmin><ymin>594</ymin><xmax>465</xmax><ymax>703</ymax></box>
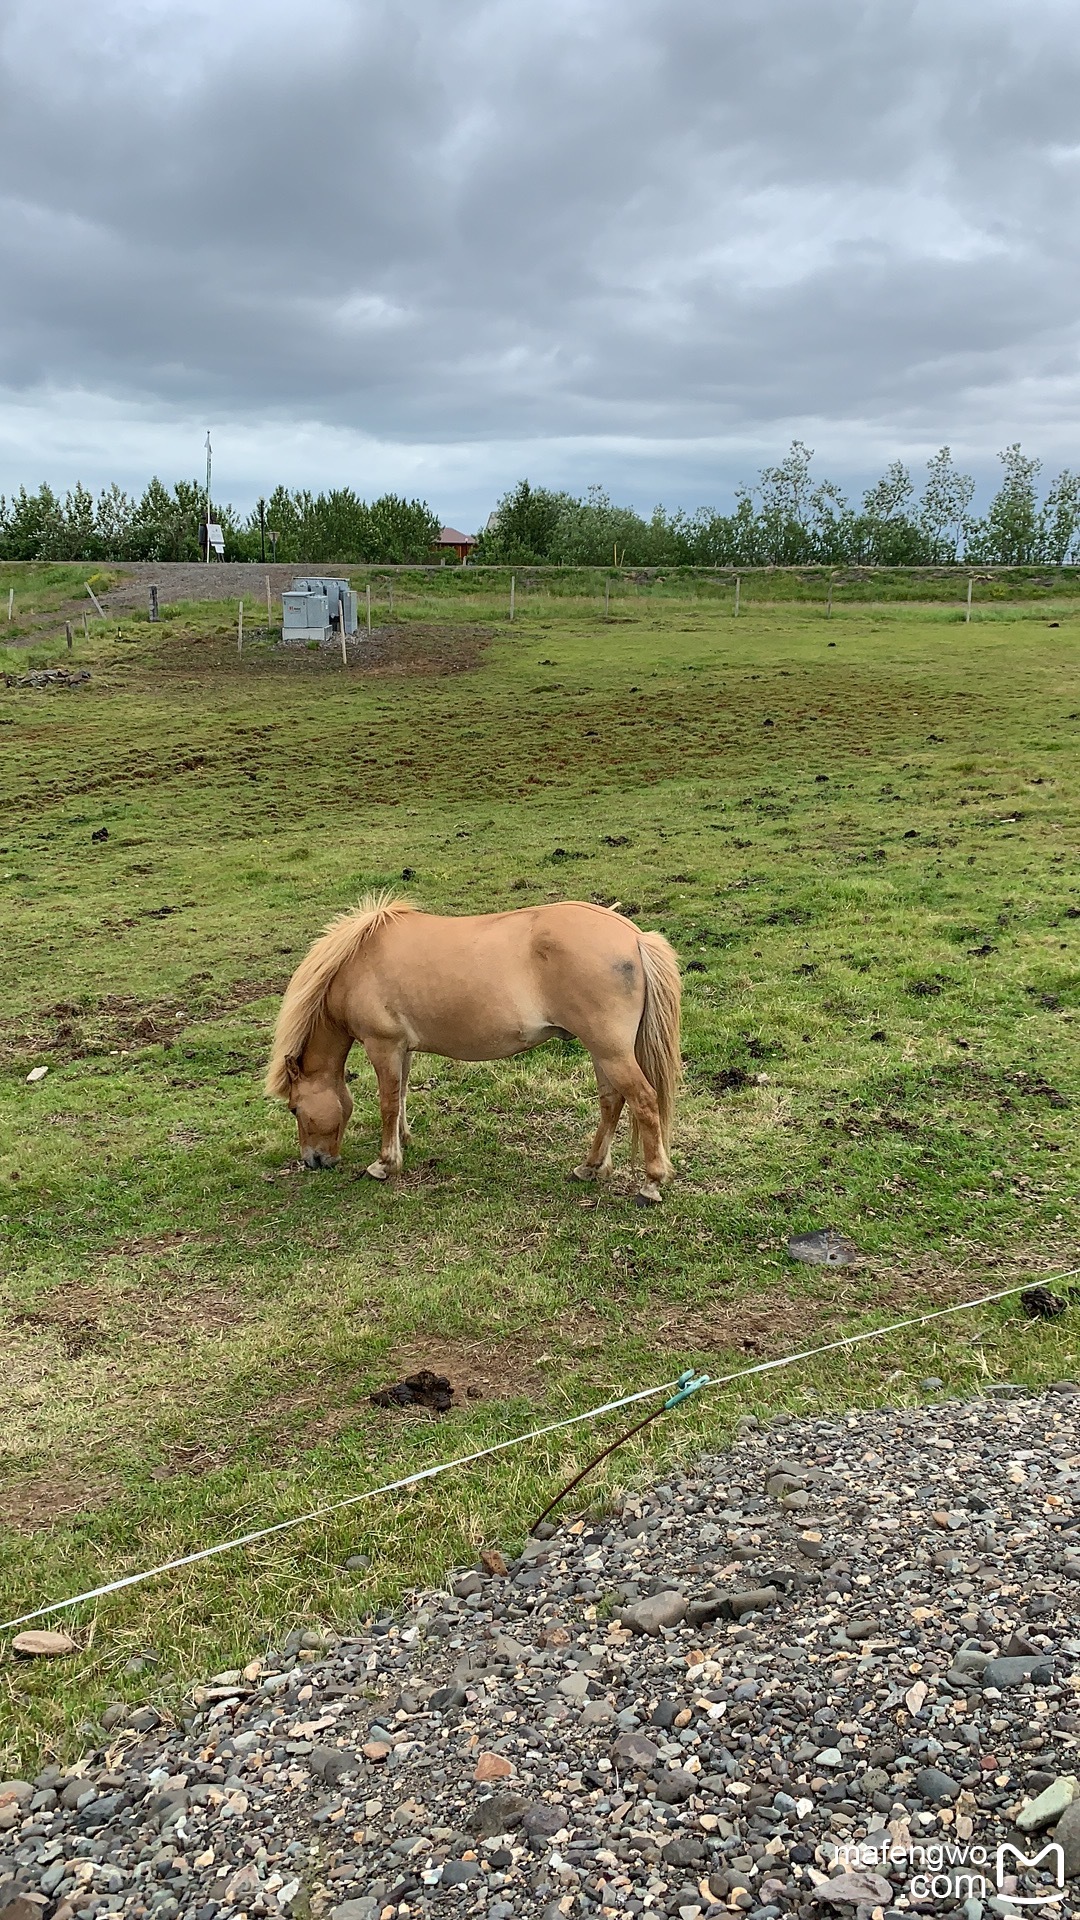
<box><xmin>2</xmin><ymin>0</ymin><xmax>1080</xmax><ymax>521</ymax></box>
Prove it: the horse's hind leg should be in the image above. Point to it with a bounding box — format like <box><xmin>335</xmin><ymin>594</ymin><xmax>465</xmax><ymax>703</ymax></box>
<box><xmin>399</xmin><ymin>1050</ymin><xmax>413</xmax><ymax>1150</ymax></box>
<box><xmin>594</xmin><ymin>1052</ymin><xmax>670</xmax><ymax>1204</ymax></box>
<box><xmin>362</xmin><ymin>1038</ymin><xmax>408</xmax><ymax>1180</ymax></box>
<box><xmin>572</xmin><ymin>1063</ymin><xmax>624</xmax><ymax>1182</ymax></box>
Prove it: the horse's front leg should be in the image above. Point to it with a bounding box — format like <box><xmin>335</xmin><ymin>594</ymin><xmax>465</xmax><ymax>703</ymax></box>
<box><xmin>362</xmin><ymin>1039</ymin><xmax>408</xmax><ymax>1180</ymax></box>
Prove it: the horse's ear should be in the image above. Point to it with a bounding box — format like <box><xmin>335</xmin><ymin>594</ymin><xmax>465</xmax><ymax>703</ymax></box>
<box><xmin>284</xmin><ymin>1055</ymin><xmax>303</xmax><ymax>1085</ymax></box>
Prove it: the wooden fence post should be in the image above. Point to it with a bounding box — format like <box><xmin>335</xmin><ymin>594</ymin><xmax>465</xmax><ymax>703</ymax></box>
<box><xmin>826</xmin><ymin>574</ymin><xmax>833</xmax><ymax>619</ymax></box>
<box><xmin>237</xmin><ymin>600</ymin><xmax>244</xmax><ymax>655</ymax></box>
<box><xmin>366</xmin><ymin>584</ymin><xmax>372</xmax><ymax>635</ymax></box>
<box><xmin>604</xmin><ymin>579</ymin><xmax>610</xmax><ymax>618</ymax></box>
<box><xmin>388</xmin><ymin>579</ymin><xmax>394</xmax><ymax>615</ymax></box>
<box><xmin>82</xmin><ymin>611</ymin><xmax>89</xmax><ymax>640</ymax></box>
<box><xmin>734</xmin><ymin>576</ymin><xmax>741</xmax><ymax>617</ymax></box>
<box><xmin>65</xmin><ymin>621</ymin><xmax>73</xmax><ymax>651</ymax></box>
<box><xmin>265</xmin><ymin>575</ymin><xmax>272</xmax><ymax>632</ymax></box>
<box><xmin>6</xmin><ymin>588</ymin><xmax>13</xmax><ymax>621</ymax></box>
<box><xmin>965</xmin><ymin>575</ymin><xmax>973</xmax><ymax>623</ymax></box>
<box><xmin>86</xmin><ymin>583</ymin><xmax>106</xmax><ymax>619</ymax></box>
<box><xmin>509</xmin><ymin>574</ymin><xmax>516</xmax><ymax>622</ymax></box>
<box><xmin>149</xmin><ymin>585</ymin><xmax>159</xmax><ymax>622</ymax></box>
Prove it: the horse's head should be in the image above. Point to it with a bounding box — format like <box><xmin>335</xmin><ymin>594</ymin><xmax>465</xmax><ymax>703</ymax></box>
<box><xmin>285</xmin><ymin>1058</ymin><xmax>353</xmax><ymax>1168</ymax></box>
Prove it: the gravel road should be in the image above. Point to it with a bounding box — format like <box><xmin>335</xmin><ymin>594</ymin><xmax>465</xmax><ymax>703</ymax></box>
<box><xmin>2</xmin><ymin>1386</ymin><xmax>1079</xmax><ymax>1920</ymax></box>
<box><xmin>97</xmin><ymin>567</ymin><xmax>321</xmax><ymax>613</ymax></box>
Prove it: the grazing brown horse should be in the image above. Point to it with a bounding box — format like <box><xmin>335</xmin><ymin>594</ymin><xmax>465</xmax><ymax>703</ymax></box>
<box><xmin>266</xmin><ymin>896</ymin><xmax>681</xmax><ymax>1203</ymax></box>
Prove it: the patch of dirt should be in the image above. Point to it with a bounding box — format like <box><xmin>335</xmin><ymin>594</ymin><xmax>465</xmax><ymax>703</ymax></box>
<box><xmin>3</xmin><ymin>1285</ymin><xmax>109</xmax><ymax>1359</ymax></box>
<box><xmin>3</xmin><ymin>1267</ymin><xmax>244</xmax><ymax>1375</ymax></box>
<box><xmin>155</xmin><ymin>621</ymin><xmax>490</xmax><ymax>681</ymax></box>
<box><xmin>0</xmin><ymin>977</ymin><xmax>279</xmax><ymax>1066</ymax></box>
<box><xmin>650</xmin><ymin>1291</ymin><xmax>849</xmax><ymax>1359</ymax></box>
<box><xmin>375</xmin><ymin>1334</ymin><xmax>558</xmax><ymax>1409</ymax></box>
<box><xmin>102</xmin><ymin>1229</ymin><xmax>200</xmax><ymax>1258</ymax></box>
<box><xmin>0</xmin><ymin>1470</ymin><xmax>119</xmax><ymax>1533</ymax></box>
<box><xmin>150</xmin><ymin>1440</ymin><xmax>232</xmax><ymax>1483</ymax></box>
<box><xmin>127</xmin><ymin>1282</ymin><xmax>244</xmax><ymax>1344</ymax></box>
<box><xmin>647</xmin><ymin>1248</ymin><xmax>1078</xmax><ymax>1360</ymax></box>
<box><xmin>856</xmin><ymin>1246</ymin><xmax>1078</xmax><ymax>1311</ymax></box>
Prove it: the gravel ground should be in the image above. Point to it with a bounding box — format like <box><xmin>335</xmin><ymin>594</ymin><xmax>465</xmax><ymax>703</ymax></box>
<box><xmin>3</xmin><ymin>1387</ymin><xmax>1080</xmax><ymax>1920</ymax></box>
<box><xmin>97</xmin><ymin>567</ymin><xmax>328</xmax><ymax>613</ymax></box>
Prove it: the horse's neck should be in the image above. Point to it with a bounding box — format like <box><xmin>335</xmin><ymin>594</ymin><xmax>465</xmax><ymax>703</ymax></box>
<box><xmin>303</xmin><ymin>1016</ymin><xmax>351</xmax><ymax>1081</ymax></box>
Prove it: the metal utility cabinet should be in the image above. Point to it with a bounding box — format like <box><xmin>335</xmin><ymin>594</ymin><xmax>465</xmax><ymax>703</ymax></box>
<box><xmin>281</xmin><ymin>577</ymin><xmax>358</xmax><ymax>644</ymax></box>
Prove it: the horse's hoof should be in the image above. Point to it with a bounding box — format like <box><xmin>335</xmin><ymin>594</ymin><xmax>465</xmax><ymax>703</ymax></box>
<box><xmin>366</xmin><ymin>1161</ymin><xmax>390</xmax><ymax>1181</ymax></box>
<box><xmin>570</xmin><ymin>1164</ymin><xmax>597</xmax><ymax>1183</ymax></box>
<box><xmin>634</xmin><ymin>1184</ymin><xmax>663</xmax><ymax>1207</ymax></box>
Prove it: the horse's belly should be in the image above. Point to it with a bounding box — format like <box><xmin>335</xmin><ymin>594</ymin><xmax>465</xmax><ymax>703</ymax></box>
<box><xmin>416</xmin><ymin>1014</ymin><xmax>560</xmax><ymax>1061</ymax></box>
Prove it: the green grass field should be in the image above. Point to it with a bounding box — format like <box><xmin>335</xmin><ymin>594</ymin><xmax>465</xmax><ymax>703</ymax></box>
<box><xmin>1</xmin><ymin>567</ymin><xmax>1078</xmax><ymax>1770</ymax></box>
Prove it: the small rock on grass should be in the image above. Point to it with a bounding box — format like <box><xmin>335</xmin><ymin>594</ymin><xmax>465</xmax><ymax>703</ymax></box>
<box><xmin>787</xmin><ymin>1228</ymin><xmax>859</xmax><ymax>1266</ymax></box>
<box><xmin>11</xmin><ymin>1629</ymin><xmax>75</xmax><ymax>1658</ymax></box>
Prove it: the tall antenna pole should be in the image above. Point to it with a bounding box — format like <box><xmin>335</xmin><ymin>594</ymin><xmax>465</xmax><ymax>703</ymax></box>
<box><xmin>204</xmin><ymin>430</ymin><xmax>212</xmax><ymax>563</ymax></box>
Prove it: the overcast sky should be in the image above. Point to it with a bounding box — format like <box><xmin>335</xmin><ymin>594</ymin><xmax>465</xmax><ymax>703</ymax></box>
<box><xmin>2</xmin><ymin>0</ymin><xmax>1079</xmax><ymax>528</ymax></box>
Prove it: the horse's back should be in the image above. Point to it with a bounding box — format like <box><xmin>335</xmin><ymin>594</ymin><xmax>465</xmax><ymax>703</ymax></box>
<box><xmin>376</xmin><ymin>900</ymin><xmax>639</xmax><ymax>960</ymax></box>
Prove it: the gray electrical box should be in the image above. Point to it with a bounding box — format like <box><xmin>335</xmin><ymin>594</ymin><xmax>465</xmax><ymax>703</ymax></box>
<box><xmin>282</xmin><ymin>577</ymin><xmax>358</xmax><ymax>644</ymax></box>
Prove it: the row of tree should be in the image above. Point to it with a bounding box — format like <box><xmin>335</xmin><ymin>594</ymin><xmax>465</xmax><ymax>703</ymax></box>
<box><xmin>2</xmin><ymin>444</ymin><xmax>1079</xmax><ymax>567</ymax></box>
<box><xmin>477</xmin><ymin>445</ymin><xmax>1080</xmax><ymax>568</ymax></box>
<box><xmin>0</xmin><ymin>480</ymin><xmax>440</xmax><ymax>565</ymax></box>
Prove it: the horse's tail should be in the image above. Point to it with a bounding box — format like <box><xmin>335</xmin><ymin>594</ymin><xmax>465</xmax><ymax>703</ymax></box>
<box><xmin>265</xmin><ymin>891</ymin><xmax>413</xmax><ymax>1098</ymax></box>
<box><xmin>633</xmin><ymin>930</ymin><xmax>682</xmax><ymax>1163</ymax></box>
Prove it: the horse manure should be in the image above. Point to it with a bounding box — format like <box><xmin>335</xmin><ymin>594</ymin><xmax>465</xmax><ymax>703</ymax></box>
<box><xmin>787</xmin><ymin>1228</ymin><xmax>860</xmax><ymax>1268</ymax></box>
<box><xmin>370</xmin><ymin>1368</ymin><xmax>454</xmax><ymax>1413</ymax></box>
<box><xmin>710</xmin><ymin>1066</ymin><xmax>751</xmax><ymax>1093</ymax></box>
<box><xmin>1020</xmin><ymin>1286</ymin><xmax>1066</xmax><ymax>1321</ymax></box>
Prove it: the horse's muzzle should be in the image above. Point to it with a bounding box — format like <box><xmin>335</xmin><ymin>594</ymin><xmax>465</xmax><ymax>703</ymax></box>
<box><xmin>302</xmin><ymin>1149</ymin><xmax>340</xmax><ymax>1170</ymax></box>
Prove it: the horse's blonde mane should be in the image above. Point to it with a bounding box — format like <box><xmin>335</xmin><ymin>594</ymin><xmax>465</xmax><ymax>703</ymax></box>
<box><xmin>265</xmin><ymin>892</ymin><xmax>414</xmax><ymax>1097</ymax></box>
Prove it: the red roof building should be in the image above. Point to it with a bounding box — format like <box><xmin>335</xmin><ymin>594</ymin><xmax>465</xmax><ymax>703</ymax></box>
<box><xmin>436</xmin><ymin>526</ymin><xmax>476</xmax><ymax>563</ymax></box>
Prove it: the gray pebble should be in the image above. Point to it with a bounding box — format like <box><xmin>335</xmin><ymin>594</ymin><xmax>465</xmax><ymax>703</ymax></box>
<box><xmin>915</xmin><ymin>1766</ymin><xmax>959</xmax><ymax>1803</ymax></box>
<box><xmin>620</xmin><ymin>1590</ymin><xmax>687</xmax><ymax>1635</ymax></box>
<box><xmin>982</xmin><ymin>1656</ymin><xmax>1054</xmax><ymax>1688</ymax></box>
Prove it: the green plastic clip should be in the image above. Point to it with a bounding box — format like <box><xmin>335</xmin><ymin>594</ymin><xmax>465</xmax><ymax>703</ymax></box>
<box><xmin>664</xmin><ymin>1368</ymin><xmax>711</xmax><ymax>1411</ymax></box>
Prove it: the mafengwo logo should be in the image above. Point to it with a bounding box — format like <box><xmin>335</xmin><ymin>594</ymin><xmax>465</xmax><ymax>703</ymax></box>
<box><xmin>830</xmin><ymin>1837</ymin><xmax>1066</xmax><ymax>1905</ymax></box>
